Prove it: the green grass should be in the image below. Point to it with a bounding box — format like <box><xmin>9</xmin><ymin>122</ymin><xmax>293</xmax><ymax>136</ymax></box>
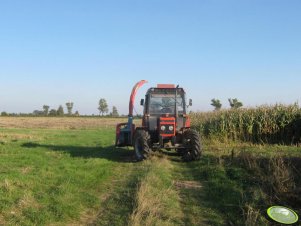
<box><xmin>0</xmin><ymin>127</ymin><xmax>192</xmax><ymax>225</ymax></box>
<box><xmin>0</xmin><ymin>126</ymin><xmax>300</xmax><ymax>225</ymax></box>
<box><xmin>0</xmin><ymin>128</ymin><xmax>140</xmax><ymax>225</ymax></box>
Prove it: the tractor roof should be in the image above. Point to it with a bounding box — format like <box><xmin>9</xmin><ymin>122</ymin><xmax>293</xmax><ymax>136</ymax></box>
<box><xmin>157</xmin><ymin>84</ymin><xmax>175</xmax><ymax>88</ymax></box>
<box><xmin>146</xmin><ymin>85</ymin><xmax>186</xmax><ymax>95</ymax></box>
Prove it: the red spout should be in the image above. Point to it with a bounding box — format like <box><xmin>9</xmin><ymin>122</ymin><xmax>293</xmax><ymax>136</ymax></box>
<box><xmin>129</xmin><ymin>80</ymin><xmax>148</xmax><ymax>116</ymax></box>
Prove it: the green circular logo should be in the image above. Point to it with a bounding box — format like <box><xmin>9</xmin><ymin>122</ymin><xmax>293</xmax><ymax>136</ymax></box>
<box><xmin>267</xmin><ymin>206</ymin><xmax>299</xmax><ymax>224</ymax></box>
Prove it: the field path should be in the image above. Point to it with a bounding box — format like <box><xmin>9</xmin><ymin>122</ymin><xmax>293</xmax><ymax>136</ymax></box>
<box><xmin>171</xmin><ymin>162</ymin><xmax>209</xmax><ymax>226</ymax></box>
<box><xmin>72</xmin><ymin>152</ymin><xmax>214</xmax><ymax>226</ymax></box>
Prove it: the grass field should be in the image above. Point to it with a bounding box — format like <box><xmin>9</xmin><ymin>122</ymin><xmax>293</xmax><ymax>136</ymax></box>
<box><xmin>0</xmin><ymin>117</ymin><xmax>300</xmax><ymax>225</ymax></box>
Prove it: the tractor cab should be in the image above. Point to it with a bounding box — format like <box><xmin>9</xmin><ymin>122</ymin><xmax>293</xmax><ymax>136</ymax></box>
<box><xmin>141</xmin><ymin>84</ymin><xmax>191</xmax><ymax>143</ymax></box>
<box><xmin>143</xmin><ymin>85</ymin><xmax>186</xmax><ymax>116</ymax></box>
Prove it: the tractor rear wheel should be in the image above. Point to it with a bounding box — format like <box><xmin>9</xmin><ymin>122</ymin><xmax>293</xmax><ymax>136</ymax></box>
<box><xmin>182</xmin><ymin>129</ymin><xmax>202</xmax><ymax>161</ymax></box>
<box><xmin>134</xmin><ymin>130</ymin><xmax>152</xmax><ymax>161</ymax></box>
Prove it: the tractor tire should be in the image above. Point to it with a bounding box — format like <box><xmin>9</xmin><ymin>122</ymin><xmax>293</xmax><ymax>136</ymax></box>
<box><xmin>134</xmin><ymin>130</ymin><xmax>152</xmax><ymax>161</ymax></box>
<box><xmin>182</xmin><ymin>129</ymin><xmax>202</xmax><ymax>161</ymax></box>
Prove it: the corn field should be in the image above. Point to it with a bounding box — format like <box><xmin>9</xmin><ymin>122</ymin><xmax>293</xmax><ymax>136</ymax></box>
<box><xmin>190</xmin><ymin>104</ymin><xmax>301</xmax><ymax>144</ymax></box>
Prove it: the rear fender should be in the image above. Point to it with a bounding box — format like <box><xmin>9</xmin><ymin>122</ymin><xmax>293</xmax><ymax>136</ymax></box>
<box><xmin>115</xmin><ymin>123</ymin><xmax>127</xmax><ymax>146</ymax></box>
<box><xmin>115</xmin><ymin>123</ymin><xmax>136</xmax><ymax>146</ymax></box>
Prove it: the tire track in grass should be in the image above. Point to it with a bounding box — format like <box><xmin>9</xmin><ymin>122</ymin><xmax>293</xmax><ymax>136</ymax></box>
<box><xmin>75</xmin><ymin>155</ymin><xmax>166</xmax><ymax>226</ymax></box>
<box><xmin>78</xmin><ymin>153</ymin><xmax>215</xmax><ymax>226</ymax></box>
<box><xmin>129</xmin><ymin>156</ymin><xmax>183</xmax><ymax>226</ymax></box>
<box><xmin>74</xmin><ymin>161</ymin><xmax>143</xmax><ymax>226</ymax></box>
<box><xmin>170</xmin><ymin>156</ymin><xmax>224</xmax><ymax>226</ymax></box>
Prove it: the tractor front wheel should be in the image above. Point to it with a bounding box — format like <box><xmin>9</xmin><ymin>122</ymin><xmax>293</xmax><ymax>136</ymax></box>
<box><xmin>182</xmin><ymin>129</ymin><xmax>202</xmax><ymax>161</ymax></box>
<box><xmin>133</xmin><ymin>130</ymin><xmax>152</xmax><ymax>161</ymax></box>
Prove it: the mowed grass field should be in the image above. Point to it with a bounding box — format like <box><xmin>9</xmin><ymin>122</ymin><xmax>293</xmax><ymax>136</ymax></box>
<box><xmin>0</xmin><ymin>117</ymin><xmax>300</xmax><ymax>226</ymax></box>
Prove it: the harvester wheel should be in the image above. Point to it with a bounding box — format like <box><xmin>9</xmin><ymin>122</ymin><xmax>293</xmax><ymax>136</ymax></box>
<box><xmin>182</xmin><ymin>129</ymin><xmax>202</xmax><ymax>161</ymax></box>
<box><xmin>134</xmin><ymin>130</ymin><xmax>152</xmax><ymax>161</ymax></box>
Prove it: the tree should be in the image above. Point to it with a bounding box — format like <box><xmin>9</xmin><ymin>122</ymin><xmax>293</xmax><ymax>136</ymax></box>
<box><xmin>111</xmin><ymin>106</ymin><xmax>119</xmax><ymax>117</ymax></box>
<box><xmin>98</xmin><ymin>98</ymin><xmax>108</xmax><ymax>116</ymax></box>
<box><xmin>33</xmin><ymin>110</ymin><xmax>44</xmax><ymax>116</ymax></box>
<box><xmin>211</xmin><ymin>98</ymin><xmax>222</xmax><ymax>111</ymax></box>
<box><xmin>228</xmin><ymin>98</ymin><xmax>243</xmax><ymax>109</ymax></box>
<box><xmin>43</xmin><ymin>105</ymin><xmax>50</xmax><ymax>116</ymax></box>
<box><xmin>49</xmin><ymin>109</ymin><xmax>57</xmax><ymax>116</ymax></box>
<box><xmin>74</xmin><ymin>110</ymin><xmax>80</xmax><ymax>116</ymax></box>
<box><xmin>66</xmin><ymin>102</ymin><xmax>74</xmax><ymax>116</ymax></box>
<box><xmin>1</xmin><ymin>111</ymin><xmax>8</xmax><ymax>116</ymax></box>
<box><xmin>57</xmin><ymin>105</ymin><xmax>64</xmax><ymax>116</ymax></box>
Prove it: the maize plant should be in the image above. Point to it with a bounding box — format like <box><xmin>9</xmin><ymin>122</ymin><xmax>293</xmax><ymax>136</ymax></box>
<box><xmin>190</xmin><ymin>104</ymin><xmax>301</xmax><ymax>144</ymax></box>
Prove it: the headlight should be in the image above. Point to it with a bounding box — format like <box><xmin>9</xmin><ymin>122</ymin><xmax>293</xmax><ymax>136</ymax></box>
<box><xmin>161</xmin><ymin>125</ymin><xmax>166</xmax><ymax>131</ymax></box>
<box><xmin>169</xmin><ymin>126</ymin><xmax>174</xmax><ymax>131</ymax></box>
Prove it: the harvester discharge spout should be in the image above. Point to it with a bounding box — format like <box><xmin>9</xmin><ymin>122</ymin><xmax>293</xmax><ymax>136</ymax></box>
<box><xmin>115</xmin><ymin>80</ymin><xmax>148</xmax><ymax>147</ymax></box>
<box><xmin>129</xmin><ymin>80</ymin><xmax>148</xmax><ymax>117</ymax></box>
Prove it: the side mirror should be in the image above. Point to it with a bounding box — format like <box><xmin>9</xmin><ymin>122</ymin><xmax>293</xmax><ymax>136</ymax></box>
<box><xmin>140</xmin><ymin>99</ymin><xmax>144</xmax><ymax>106</ymax></box>
<box><xmin>189</xmin><ymin>99</ymin><xmax>192</xmax><ymax>106</ymax></box>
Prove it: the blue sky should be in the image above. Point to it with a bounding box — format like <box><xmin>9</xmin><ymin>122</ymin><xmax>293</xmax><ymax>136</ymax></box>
<box><xmin>0</xmin><ymin>0</ymin><xmax>300</xmax><ymax>115</ymax></box>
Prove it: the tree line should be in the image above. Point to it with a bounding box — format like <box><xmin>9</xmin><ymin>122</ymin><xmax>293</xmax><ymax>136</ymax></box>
<box><xmin>1</xmin><ymin>99</ymin><xmax>120</xmax><ymax>117</ymax></box>
<box><xmin>1</xmin><ymin>97</ymin><xmax>243</xmax><ymax>116</ymax></box>
<box><xmin>31</xmin><ymin>102</ymin><xmax>80</xmax><ymax>116</ymax></box>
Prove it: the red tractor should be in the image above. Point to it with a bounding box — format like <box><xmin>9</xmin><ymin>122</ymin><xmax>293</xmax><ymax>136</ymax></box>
<box><xmin>116</xmin><ymin>80</ymin><xmax>201</xmax><ymax>161</ymax></box>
